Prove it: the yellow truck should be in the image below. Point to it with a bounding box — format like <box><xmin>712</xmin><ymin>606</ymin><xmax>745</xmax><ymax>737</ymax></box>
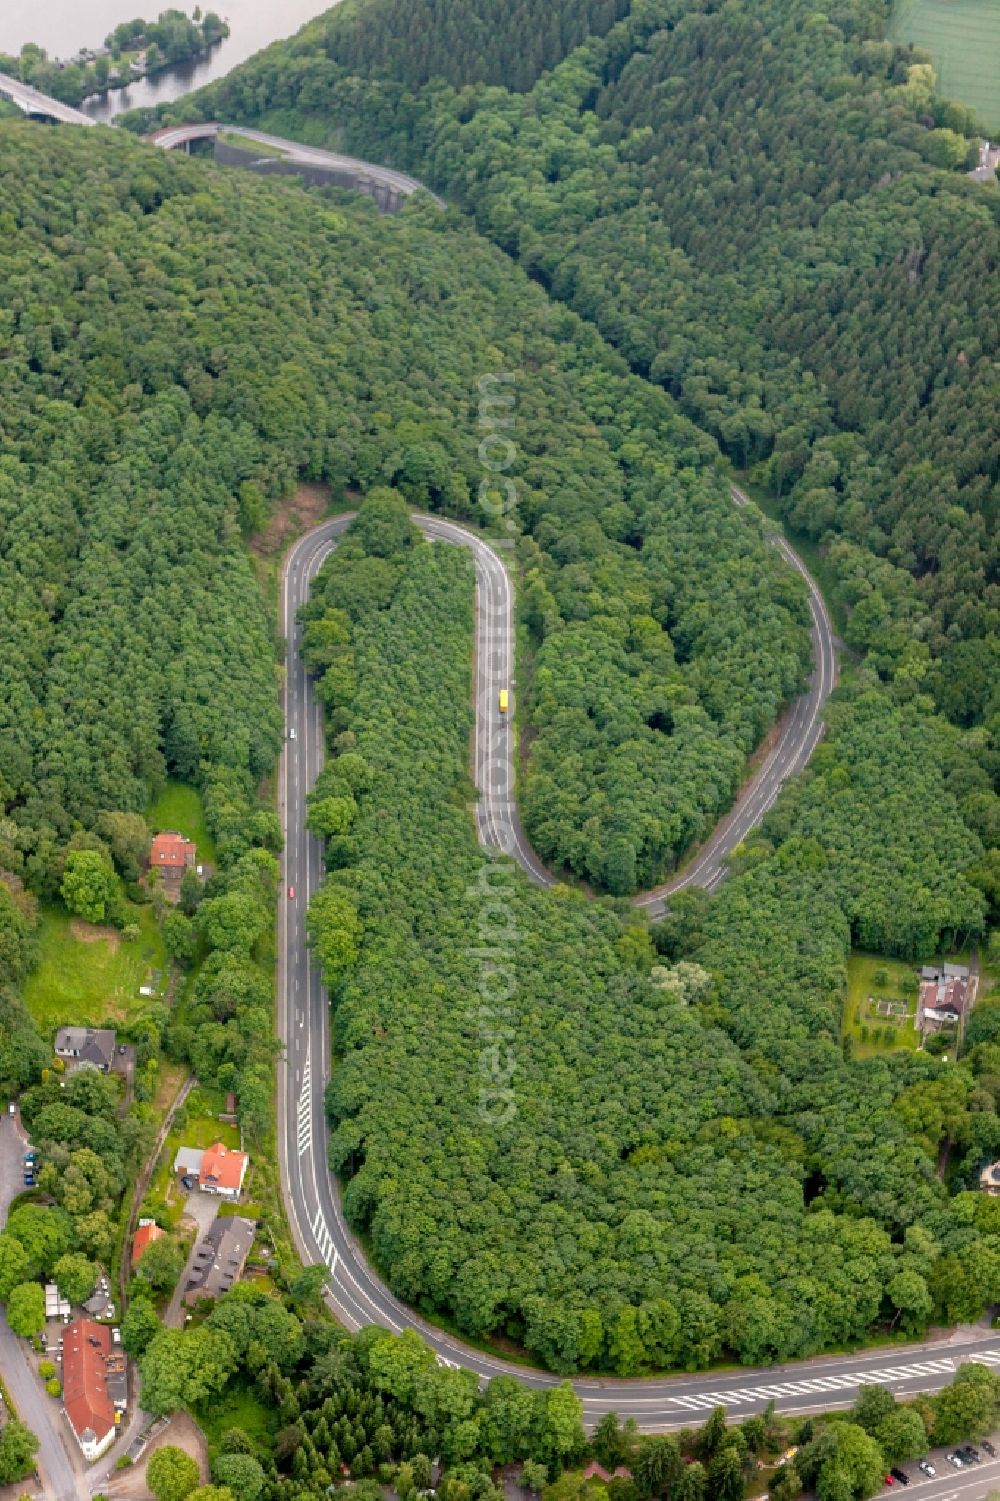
<box><xmin>498</xmin><ymin>689</ymin><xmax>509</xmax><ymax>715</ymax></box>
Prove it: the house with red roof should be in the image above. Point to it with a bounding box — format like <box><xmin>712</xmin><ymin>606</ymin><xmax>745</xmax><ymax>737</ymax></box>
<box><xmin>62</xmin><ymin>1318</ymin><xmax>127</xmax><ymax>1460</ymax></box>
<box><xmin>131</xmin><ymin>1219</ymin><xmax>165</xmax><ymax>1267</ymax></box>
<box><xmin>581</xmin><ymin>1463</ymin><xmax>633</xmax><ymax>1483</ymax></box>
<box><xmin>149</xmin><ymin>832</ymin><xmax>196</xmax><ymax>872</ymax></box>
<box><xmin>198</xmin><ymin>1141</ymin><xmax>248</xmax><ymax>1200</ymax></box>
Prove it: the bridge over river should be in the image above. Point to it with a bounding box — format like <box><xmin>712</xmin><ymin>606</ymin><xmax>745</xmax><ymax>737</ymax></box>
<box><xmin>0</xmin><ymin>76</ymin><xmax>435</xmax><ymax>213</ymax></box>
<box><xmin>0</xmin><ymin>71</ymin><xmax>96</xmax><ymax>125</ymax></box>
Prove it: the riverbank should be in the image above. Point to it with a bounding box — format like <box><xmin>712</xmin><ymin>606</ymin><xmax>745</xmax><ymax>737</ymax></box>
<box><xmin>0</xmin><ymin>8</ymin><xmax>229</xmax><ymax>112</ymax></box>
<box><xmin>0</xmin><ymin>0</ymin><xmax>339</xmax><ymax>125</ymax></box>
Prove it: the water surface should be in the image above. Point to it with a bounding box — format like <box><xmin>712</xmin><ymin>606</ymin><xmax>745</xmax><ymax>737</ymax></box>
<box><xmin>0</xmin><ymin>0</ymin><xmax>334</xmax><ymax>120</ymax></box>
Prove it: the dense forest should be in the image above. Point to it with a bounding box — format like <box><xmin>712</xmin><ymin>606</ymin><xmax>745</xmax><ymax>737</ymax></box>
<box><xmin>279</xmin><ymin>0</ymin><xmax>630</xmax><ymax>93</ymax></box>
<box><xmin>129</xmin><ymin>1276</ymin><xmax>1000</xmax><ymax>1501</ymax></box>
<box><xmin>166</xmin><ymin>0</ymin><xmax>999</xmax><ymax>740</ymax></box>
<box><xmin>299</xmin><ymin>500</ymin><xmax>993</xmax><ymax>1374</ymax></box>
<box><xmin>0</xmin><ymin>119</ymin><xmax>814</xmax><ymax>900</ymax></box>
<box><xmin>0</xmin><ymin>0</ymin><xmax>998</xmax><ymax>1411</ymax></box>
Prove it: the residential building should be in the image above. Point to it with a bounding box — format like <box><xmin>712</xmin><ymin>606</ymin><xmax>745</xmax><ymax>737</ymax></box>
<box><xmin>149</xmin><ymin>832</ymin><xmax>196</xmax><ymax>871</ymax></box>
<box><xmin>581</xmin><ymin>1463</ymin><xmax>633</xmax><ymax>1482</ymax></box>
<box><xmin>131</xmin><ymin>1219</ymin><xmax>165</xmax><ymax>1267</ymax></box>
<box><xmin>198</xmin><ymin>1141</ymin><xmax>248</xmax><ymax>1199</ymax></box>
<box><xmin>917</xmin><ymin>964</ymin><xmax>976</xmax><ymax>1039</ymax></box>
<box><xmin>172</xmin><ymin>1140</ymin><xmax>248</xmax><ymax>1199</ymax></box>
<box><xmin>182</xmin><ymin>1215</ymin><xmax>257</xmax><ymax>1306</ymax></box>
<box><xmin>62</xmin><ymin>1318</ymin><xmax>126</xmax><ymax>1461</ymax></box>
<box><xmin>981</xmin><ymin>1161</ymin><xmax>1000</xmax><ymax>1195</ymax></box>
<box><xmin>53</xmin><ymin>1026</ymin><xmax>117</xmax><ymax>1074</ymax></box>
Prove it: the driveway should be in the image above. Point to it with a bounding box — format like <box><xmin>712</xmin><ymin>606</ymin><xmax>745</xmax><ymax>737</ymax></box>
<box><xmin>163</xmin><ymin>1190</ymin><xmax>219</xmax><ymax>1328</ymax></box>
<box><xmin>0</xmin><ymin>1107</ymin><xmax>28</xmax><ymax>1227</ymax></box>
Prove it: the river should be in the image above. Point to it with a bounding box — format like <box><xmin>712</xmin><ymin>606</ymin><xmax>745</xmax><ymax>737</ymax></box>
<box><xmin>0</xmin><ymin>0</ymin><xmax>335</xmax><ymax>122</ymax></box>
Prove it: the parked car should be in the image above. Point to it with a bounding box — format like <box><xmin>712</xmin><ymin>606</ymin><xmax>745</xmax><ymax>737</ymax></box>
<box><xmin>889</xmin><ymin>1469</ymin><xmax>910</xmax><ymax>1486</ymax></box>
<box><xmin>883</xmin><ymin>1476</ymin><xmax>893</xmax><ymax>1487</ymax></box>
<box><xmin>180</xmin><ymin>1174</ymin><xmax>195</xmax><ymax>1190</ymax></box>
<box><xmin>958</xmin><ymin>1447</ymin><xmax>980</xmax><ymax>1464</ymax></box>
<box><xmin>983</xmin><ymin>1442</ymin><xmax>997</xmax><ymax>1458</ymax></box>
<box><xmin>946</xmin><ymin>1453</ymin><xmax>965</xmax><ymax>1469</ymax></box>
<box><xmin>7</xmin><ymin>1101</ymin><xmax>15</xmax><ymax>1115</ymax></box>
<box><xmin>918</xmin><ymin>1461</ymin><xmax>935</xmax><ymax>1478</ymax></box>
<box><xmin>23</xmin><ymin>1151</ymin><xmax>36</xmax><ymax>1163</ymax></box>
<box><xmin>22</xmin><ymin>1174</ymin><xmax>34</xmax><ymax>1187</ymax></box>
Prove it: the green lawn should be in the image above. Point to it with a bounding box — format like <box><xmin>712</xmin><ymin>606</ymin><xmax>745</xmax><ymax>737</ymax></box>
<box><xmin>147</xmin><ymin>779</ymin><xmax>217</xmax><ymax>866</ymax></box>
<box><xmin>141</xmin><ymin>1084</ymin><xmax>241</xmax><ymax>1229</ymax></box>
<box><xmin>23</xmin><ymin>902</ymin><xmax>167</xmax><ymax>1036</ymax></box>
<box><xmin>843</xmin><ymin>952</ymin><xmax>921</xmax><ymax>1058</ymax></box>
<box><xmin>889</xmin><ymin>0</ymin><xmax>1000</xmax><ymax>132</ymax></box>
<box><xmin>194</xmin><ymin>1378</ymin><xmax>278</xmax><ymax>1453</ymax></box>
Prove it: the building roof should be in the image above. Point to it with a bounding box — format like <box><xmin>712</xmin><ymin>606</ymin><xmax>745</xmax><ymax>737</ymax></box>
<box><xmin>581</xmin><ymin>1463</ymin><xmax>633</xmax><ymax>1482</ymax></box>
<box><xmin>44</xmin><ymin>1283</ymin><xmax>71</xmax><ymax>1318</ymax></box>
<box><xmin>53</xmin><ymin>1026</ymin><xmax>117</xmax><ymax>1069</ymax></box>
<box><xmin>183</xmin><ymin>1215</ymin><xmax>257</xmax><ymax>1304</ymax></box>
<box><xmin>925</xmin><ymin>1005</ymin><xmax>961</xmax><ymax>1022</ymax></box>
<box><xmin>131</xmin><ymin>1221</ymin><xmax>165</xmax><ymax>1266</ymax></box>
<box><xmin>149</xmin><ymin>832</ymin><xmax>196</xmax><ymax>868</ymax></box>
<box><xmin>200</xmin><ymin>1141</ymin><xmax>248</xmax><ymax>1195</ymax></box>
<box><xmin>173</xmin><ymin>1146</ymin><xmax>204</xmax><ymax>1177</ymax></box>
<box><xmin>63</xmin><ymin>1319</ymin><xmax>117</xmax><ymax>1446</ymax></box>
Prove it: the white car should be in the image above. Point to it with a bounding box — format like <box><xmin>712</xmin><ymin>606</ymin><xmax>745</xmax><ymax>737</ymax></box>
<box><xmin>918</xmin><ymin>1461</ymin><xmax>935</xmax><ymax>1478</ymax></box>
<box><xmin>946</xmin><ymin>1454</ymin><xmax>964</xmax><ymax>1469</ymax></box>
<box><xmin>289</xmin><ymin>727</ymin><xmax>296</xmax><ymax>740</ymax></box>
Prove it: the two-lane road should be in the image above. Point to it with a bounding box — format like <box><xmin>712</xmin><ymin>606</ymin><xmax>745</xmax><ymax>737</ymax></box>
<box><xmin>637</xmin><ymin>485</ymin><xmax>837</xmax><ymax>914</ymax></box>
<box><xmin>150</xmin><ymin>122</ymin><xmax>445</xmax><ymax>207</ymax></box>
<box><xmin>276</xmin><ymin>507</ymin><xmax>1000</xmax><ymax>1430</ymax></box>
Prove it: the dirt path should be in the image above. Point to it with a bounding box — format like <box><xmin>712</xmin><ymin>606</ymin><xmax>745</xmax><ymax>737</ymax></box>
<box><xmin>118</xmin><ymin>1072</ymin><xmax>194</xmax><ymax>1310</ymax></box>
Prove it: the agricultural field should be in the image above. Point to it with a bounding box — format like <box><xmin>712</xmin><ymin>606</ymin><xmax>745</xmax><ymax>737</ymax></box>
<box><xmin>147</xmin><ymin>779</ymin><xmax>218</xmax><ymax>866</ymax></box>
<box><xmin>23</xmin><ymin>902</ymin><xmax>167</xmax><ymax>1036</ymax></box>
<box><xmin>889</xmin><ymin>0</ymin><xmax>1000</xmax><ymax>132</ymax></box>
<box><xmin>843</xmin><ymin>952</ymin><xmax>921</xmax><ymax>1057</ymax></box>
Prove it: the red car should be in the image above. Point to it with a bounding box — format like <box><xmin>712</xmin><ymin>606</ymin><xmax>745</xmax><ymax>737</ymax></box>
<box><xmin>884</xmin><ymin>1478</ymin><xmax>894</xmax><ymax>1488</ymax></box>
<box><xmin>288</xmin><ymin>884</ymin><xmax>296</xmax><ymax>900</ymax></box>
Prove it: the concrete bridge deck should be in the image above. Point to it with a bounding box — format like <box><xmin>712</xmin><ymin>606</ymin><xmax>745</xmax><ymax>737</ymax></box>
<box><xmin>0</xmin><ymin>72</ymin><xmax>96</xmax><ymax>125</ymax></box>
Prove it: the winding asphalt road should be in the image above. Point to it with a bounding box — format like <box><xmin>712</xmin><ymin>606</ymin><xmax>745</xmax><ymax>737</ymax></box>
<box><xmin>636</xmin><ymin>485</ymin><xmax>837</xmax><ymax>914</ymax></box>
<box><xmin>3</xmin><ymin>84</ymin><xmax>990</xmax><ymax>1489</ymax></box>
<box><xmin>151</xmin><ymin>122</ymin><xmax>444</xmax><ymax>207</ymax></box>
<box><xmin>141</xmin><ymin>103</ymin><xmax>981</xmax><ymax>1443</ymax></box>
<box><xmin>276</xmin><ymin>504</ymin><xmax>1000</xmax><ymax>1430</ymax></box>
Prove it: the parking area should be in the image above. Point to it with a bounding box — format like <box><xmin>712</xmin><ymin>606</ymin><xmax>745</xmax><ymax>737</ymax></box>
<box><xmin>876</xmin><ymin>1435</ymin><xmax>1000</xmax><ymax>1496</ymax></box>
<box><xmin>0</xmin><ymin>1106</ymin><xmax>29</xmax><ymax>1227</ymax></box>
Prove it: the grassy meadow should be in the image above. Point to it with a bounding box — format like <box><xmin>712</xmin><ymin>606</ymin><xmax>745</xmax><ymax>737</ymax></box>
<box><xmin>889</xmin><ymin>0</ymin><xmax>1000</xmax><ymax>132</ymax></box>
